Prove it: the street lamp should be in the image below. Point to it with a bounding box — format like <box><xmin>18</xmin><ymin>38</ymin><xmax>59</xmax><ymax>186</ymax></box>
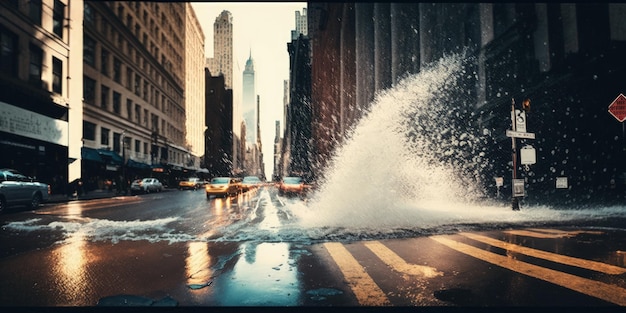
<box><xmin>120</xmin><ymin>130</ymin><xmax>127</xmax><ymax>195</ymax></box>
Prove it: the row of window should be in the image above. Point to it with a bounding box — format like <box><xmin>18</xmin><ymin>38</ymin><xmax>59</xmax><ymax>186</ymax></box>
<box><xmin>6</xmin><ymin>0</ymin><xmax>66</xmax><ymax>39</ymax></box>
<box><xmin>0</xmin><ymin>26</ymin><xmax>63</xmax><ymax>94</ymax></box>
<box><xmin>82</xmin><ymin>75</ymin><xmax>185</xmax><ymax>145</ymax></box>
<box><xmin>85</xmin><ymin>2</ymin><xmax>183</xmax><ymax>86</ymax></box>
<box><xmin>83</xmin><ymin>120</ymin><xmax>187</xmax><ymax>165</ymax></box>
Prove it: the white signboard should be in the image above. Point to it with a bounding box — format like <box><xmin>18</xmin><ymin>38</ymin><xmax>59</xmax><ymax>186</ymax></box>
<box><xmin>0</xmin><ymin>101</ymin><xmax>69</xmax><ymax>147</ymax></box>
<box><xmin>520</xmin><ymin>145</ymin><xmax>536</xmax><ymax>165</ymax></box>
<box><xmin>514</xmin><ymin>109</ymin><xmax>527</xmax><ymax>132</ymax></box>
<box><xmin>513</xmin><ymin>179</ymin><xmax>525</xmax><ymax>197</ymax></box>
<box><xmin>495</xmin><ymin>177</ymin><xmax>504</xmax><ymax>187</ymax></box>
<box><xmin>556</xmin><ymin>177</ymin><xmax>568</xmax><ymax>189</ymax></box>
<box><xmin>506</xmin><ymin>130</ymin><xmax>536</xmax><ymax>139</ymax></box>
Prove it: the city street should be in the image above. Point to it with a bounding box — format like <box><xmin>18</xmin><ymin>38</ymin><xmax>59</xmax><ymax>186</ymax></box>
<box><xmin>0</xmin><ymin>187</ymin><xmax>625</xmax><ymax>307</ymax></box>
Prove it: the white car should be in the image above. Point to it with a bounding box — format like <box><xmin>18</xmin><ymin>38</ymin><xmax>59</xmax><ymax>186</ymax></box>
<box><xmin>0</xmin><ymin>169</ymin><xmax>50</xmax><ymax>213</ymax></box>
<box><xmin>130</xmin><ymin>178</ymin><xmax>163</xmax><ymax>195</ymax></box>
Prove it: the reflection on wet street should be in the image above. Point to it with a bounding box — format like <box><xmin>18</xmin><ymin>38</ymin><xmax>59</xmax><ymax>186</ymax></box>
<box><xmin>2</xmin><ymin>187</ymin><xmax>626</xmax><ymax>306</ymax></box>
<box><xmin>212</xmin><ymin>242</ymin><xmax>301</xmax><ymax>306</ymax></box>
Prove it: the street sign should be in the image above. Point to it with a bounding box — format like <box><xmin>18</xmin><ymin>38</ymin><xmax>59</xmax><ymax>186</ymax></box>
<box><xmin>513</xmin><ymin>179</ymin><xmax>525</xmax><ymax>197</ymax></box>
<box><xmin>556</xmin><ymin>177</ymin><xmax>568</xmax><ymax>189</ymax></box>
<box><xmin>495</xmin><ymin>177</ymin><xmax>503</xmax><ymax>187</ymax></box>
<box><xmin>506</xmin><ymin>130</ymin><xmax>536</xmax><ymax>139</ymax></box>
<box><xmin>514</xmin><ymin>109</ymin><xmax>527</xmax><ymax>132</ymax></box>
<box><xmin>520</xmin><ymin>145</ymin><xmax>536</xmax><ymax>165</ymax></box>
<box><xmin>608</xmin><ymin>93</ymin><xmax>626</xmax><ymax>122</ymax></box>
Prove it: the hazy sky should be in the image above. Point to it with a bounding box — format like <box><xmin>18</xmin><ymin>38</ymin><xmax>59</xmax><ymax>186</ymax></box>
<box><xmin>191</xmin><ymin>2</ymin><xmax>307</xmax><ymax>179</ymax></box>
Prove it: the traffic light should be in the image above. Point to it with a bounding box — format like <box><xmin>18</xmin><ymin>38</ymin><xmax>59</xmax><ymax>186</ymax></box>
<box><xmin>522</xmin><ymin>98</ymin><xmax>531</xmax><ymax>112</ymax></box>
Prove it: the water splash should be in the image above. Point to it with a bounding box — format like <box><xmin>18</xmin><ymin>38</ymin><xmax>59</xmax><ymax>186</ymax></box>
<box><xmin>288</xmin><ymin>52</ymin><xmax>626</xmax><ymax>234</ymax></box>
<box><xmin>293</xmin><ymin>52</ymin><xmax>490</xmax><ymax>229</ymax></box>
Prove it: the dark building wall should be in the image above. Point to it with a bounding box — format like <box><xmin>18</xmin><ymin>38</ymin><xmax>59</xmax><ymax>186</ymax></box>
<box><xmin>306</xmin><ymin>2</ymin><xmax>626</xmax><ymax>205</ymax></box>
<box><xmin>309</xmin><ymin>3</ymin><xmax>355</xmax><ymax>178</ymax></box>
<box><xmin>204</xmin><ymin>68</ymin><xmax>233</xmax><ymax>177</ymax></box>
<box><xmin>286</xmin><ymin>35</ymin><xmax>312</xmax><ymax>179</ymax></box>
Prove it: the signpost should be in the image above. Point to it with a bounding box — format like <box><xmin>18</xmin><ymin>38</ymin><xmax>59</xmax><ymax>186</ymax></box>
<box><xmin>508</xmin><ymin>98</ymin><xmax>534</xmax><ymax>211</ymax></box>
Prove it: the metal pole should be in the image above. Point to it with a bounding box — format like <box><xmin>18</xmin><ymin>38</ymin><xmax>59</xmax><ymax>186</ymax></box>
<box><xmin>511</xmin><ymin>98</ymin><xmax>520</xmax><ymax>210</ymax></box>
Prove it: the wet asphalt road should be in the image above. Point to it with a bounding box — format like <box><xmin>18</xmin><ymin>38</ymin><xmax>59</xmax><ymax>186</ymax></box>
<box><xmin>0</xmin><ymin>187</ymin><xmax>625</xmax><ymax>308</ymax></box>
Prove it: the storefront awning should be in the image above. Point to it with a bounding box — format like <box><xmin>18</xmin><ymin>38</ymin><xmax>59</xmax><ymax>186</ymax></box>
<box><xmin>82</xmin><ymin>147</ymin><xmax>104</xmax><ymax>163</ymax></box>
<box><xmin>127</xmin><ymin>159</ymin><xmax>150</xmax><ymax>169</ymax></box>
<box><xmin>97</xmin><ymin>149</ymin><xmax>123</xmax><ymax>165</ymax></box>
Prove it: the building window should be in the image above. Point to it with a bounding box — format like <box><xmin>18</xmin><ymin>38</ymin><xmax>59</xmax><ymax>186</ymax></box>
<box><xmin>113</xmin><ymin>132</ymin><xmax>121</xmax><ymax>153</ymax></box>
<box><xmin>83</xmin><ymin>75</ymin><xmax>96</xmax><ymax>105</ymax></box>
<box><xmin>135</xmin><ymin>139</ymin><xmax>141</xmax><ymax>153</ymax></box>
<box><xmin>151</xmin><ymin>114</ymin><xmax>158</xmax><ymax>132</ymax></box>
<box><xmin>135</xmin><ymin>104</ymin><xmax>141</xmax><ymax>124</ymax></box>
<box><xmin>29</xmin><ymin>45</ymin><xmax>43</xmax><ymax>87</ymax></box>
<box><xmin>101</xmin><ymin>85</ymin><xmax>109</xmax><ymax>110</ymax></box>
<box><xmin>84</xmin><ymin>35</ymin><xmax>95</xmax><ymax>67</ymax></box>
<box><xmin>53</xmin><ymin>0</ymin><xmax>65</xmax><ymax>38</ymax></box>
<box><xmin>84</xmin><ymin>3</ymin><xmax>94</xmax><ymax>25</ymax></box>
<box><xmin>29</xmin><ymin>0</ymin><xmax>42</xmax><ymax>26</ymax></box>
<box><xmin>143</xmin><ymin>81</ymin><xmax>148</xmax><ymax>100</ymax></box>
<box><xmin>126</xmin><ymin>99</ymin><xmax>132</xmax><ymax>120</ymax></box>
<box><xmin>83</xmin><ymin>121</ymin><xmax>96</xmax><ymax>141</ymax></box>
<box><xmin>135</xmin><ymin>75</ymin><xmax>141</xmax><ymax>95</ymax></box>
<box><xmin>101</xmin><ymin>127</ymin><xmax>110</xmax><ymax>146</ymax></box>
<box><xmin>113</xmin><ymin>57</ymin><xmax>121</xmax><ymax>83</ymax></box>
<box><xmin>52</xmin><ymin>57</ymin><xmax>62</xmax><ymax>94</ymax></box>
<box><xmin>0</xmin><ymin>27</ymin><xmax>18</xmax><ymax>76</ymax></box>
<box><xmin>143</xmin><ymin>109</ymin><xmax>148</xmax><ymax>126</ymax></box>
<box><xmin>126</xmin><ymin>68</ymin><xmax>133</xmax><ymax>90</ymax></box>
<box><xmin>113</xmin><ymin>91</ymin><xmax>121</xmax><ymax>114</ymax></box>
<box><xmin>101</xmin><ymin>49</ymin><xmax>109</xmax><ymax>76</ymax></box>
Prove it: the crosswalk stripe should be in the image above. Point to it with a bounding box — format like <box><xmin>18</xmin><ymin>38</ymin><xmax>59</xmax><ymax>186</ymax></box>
<box><xmin>526</xmin><ymin>228</ymin><xmax>604</xmax><ymax>236</ymax></box>
<box><xmin>431</xmin><ymin>235</ymin><xmax>626</xmax><ymax>306</ymax></box>
<box><xmin>503</xmin><ymin>229</ymin><xmax>567</xmax><ymax>239</ymax></box>
<box><xmin>364</xmin><ymin>241</ymin><xmax>443</xmax><ymax>278</ymax></box>
<box><xmin>323</xmin><ymin>242</ymin><xmax>391</xmax><ymax>306</ymax></box>
<box><xmin>460</xmin><ymin>232</ymin><xmax>626</xmax><ymax>275</ymax></box>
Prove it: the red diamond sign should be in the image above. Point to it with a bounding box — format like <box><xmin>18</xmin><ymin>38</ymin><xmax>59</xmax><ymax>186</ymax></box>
<box><xmin>609</xmin><ymin>93</ymin><xmax>626</xmax><ymax>122</ymax></box>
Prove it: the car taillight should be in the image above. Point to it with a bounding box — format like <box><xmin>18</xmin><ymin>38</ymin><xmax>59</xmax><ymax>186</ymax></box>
<box><xmin>47</xmin><ymin>185</ymin><xmax>51</xmax><ymax>195</ymax></box>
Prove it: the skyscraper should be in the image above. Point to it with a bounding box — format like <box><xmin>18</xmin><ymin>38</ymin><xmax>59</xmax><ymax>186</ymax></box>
<box><xmin>292</xmin><ymin>8</ymin><xmax>308</xmax><ymax>40</ymax></box>
<box><xmin>242</xmin><ymin>52</ymin><xmax>257</xmax><ymax>146</ymax></box>
<box><xmin>206</xmin><ymin>10</ymin><xmax>233</xmax><ymax>89</ymax></box>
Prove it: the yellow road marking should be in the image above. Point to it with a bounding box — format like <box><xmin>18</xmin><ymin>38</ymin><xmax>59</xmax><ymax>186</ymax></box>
<box><xmin>431</xmin><ymin>235</ymin><xmax>626</xmax><ymax>306</ymax></box>
<box><xmin>323</xmin><ymin>242</ymin><xmax>391</xmax><ymax>306</ymax></box>
<box><xmin>503</xmin><ymin>229</ymin><xmax>567</xmax><ymax>238</ymax></box>
<box><xmin>364</xmin><ymin>241</ymin><xmax>443</xmax><ymax>278</ymax></box>
<box><xmin>527</xmin><ymin>228</ymin><xmax>604</xmax><ymax>236</ymax></box>
<box><xmin>461</xmin><ymin>233</ymin><xmax>626</xmax><ymax>275</ymax></box>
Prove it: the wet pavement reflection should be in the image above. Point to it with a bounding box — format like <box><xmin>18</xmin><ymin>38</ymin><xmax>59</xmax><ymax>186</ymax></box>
<box><xmin>2</xmin><ymin>187</ymin><xmax>626</xmax><ymax>307</ymax></box>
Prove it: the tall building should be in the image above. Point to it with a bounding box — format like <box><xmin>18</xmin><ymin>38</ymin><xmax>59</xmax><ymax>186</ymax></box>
<box><xmin>184</xmin><ymin>3</ymin><xmax>206</xmax><ymax>166</ymax></box>
<box><xmin>0</xmin><ymin>0</ymin><xmax>83</xmax><ymax>194</ymax></box>
<box><xmin>292</xmin><ymin>8</ymin><xmax>308</xmax><ymax>40</ymax></box>
<box><xmin>242</xmin><ymin>52</ymin><xmax>257</xmax><ymax>147</ymax></box>
<box><xmin>81</xmin><ymin>1</ymin><xmax>190</xmax><ymax>189</ymax></box>
<box><xmin>206</xmin><ymin>10</ymin><xmax>233</xmax><ymax>89</ymax></box>
<box><xmin>204</xmin><ymin>68</ymin><xmax>233</xmax><ymax>177</ymax></box>
<box><xmin>204</xmin><ymin>9</ymin><xmax>241</xmax><ymax>175</ymax></box>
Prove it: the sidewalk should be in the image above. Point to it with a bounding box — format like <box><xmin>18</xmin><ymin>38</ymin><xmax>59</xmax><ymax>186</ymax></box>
<box><xmin>47</xmin><ymin>188</ymin><xmax>175</xmax><ymax>204</ymax></box>
<box><xmin>47</xmin><ymin>189</ymin><xmax>122</xmax><ymax>204</ymax></box>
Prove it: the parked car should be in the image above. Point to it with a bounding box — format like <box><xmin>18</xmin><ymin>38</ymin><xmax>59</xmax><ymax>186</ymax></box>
<box><xmin>130</xmin><ymin>178</ymin><xmax>163</xmax><ymax>195</ymax></box>
<box><xmin>178</xmin><ymin>177</ymin><xmax>202</xmax><ymax>190</ymax></box>
<box><xmin>278</xmin><ymin>176</ymin><xmax>311</xmax><ymax>197</ymax></box>
<box><xmin>241</xmin><ymin>176</ymin><xmax>262</xmax><ymax>192</ymax></box>
<box><xmin>205</xmin><ymin>177</ymin><xmax>240</xmax><ymax>198</ymax></box>
<box><xmin>0</xmin><ymin>168</ymin><xmax>50</xmax><ymax>213</ymax></box>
